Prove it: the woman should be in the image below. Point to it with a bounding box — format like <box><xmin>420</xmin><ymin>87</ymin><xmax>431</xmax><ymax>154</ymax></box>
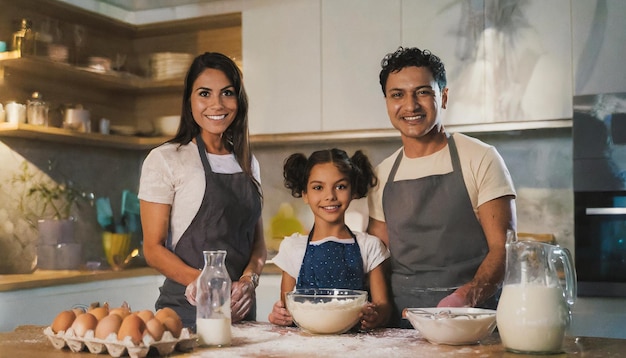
<box><xmin>138</xmin><ymin>52</ymin><xmax>266</xmax><ymax>329</ymax></box>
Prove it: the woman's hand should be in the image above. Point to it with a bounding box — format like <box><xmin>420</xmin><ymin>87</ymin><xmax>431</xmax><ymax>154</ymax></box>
<box><xmin>268</xmin><ymin>300</ymin><xmax>293</xmax><ymax>326</ymax></box>
<box><xmin>359</xmin><ymin>302</ymin><xmax>381</xmax><ymax>330</ymax></box>
<box><xmin>231</xmin><ymin>280</ymin><xmax>255</xmax><ymax>323</ymax></box>
<box><xmin>185</xmin><ymin>280</ymin><xmax>197</xmax><ymax>306</ymax></box>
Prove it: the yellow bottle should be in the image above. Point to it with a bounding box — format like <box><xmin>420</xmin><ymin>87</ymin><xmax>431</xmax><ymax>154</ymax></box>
<box><xmin>268</xmin><ymin>203</ymin><xmax>304</xmax><ymax>252</ymax></box>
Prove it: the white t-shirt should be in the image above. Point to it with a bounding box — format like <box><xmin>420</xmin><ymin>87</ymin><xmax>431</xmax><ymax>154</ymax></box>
<box><xmin>272</xmin><ymin>232</ymin><xmax>390</xmax><ymax>279</ymax></box>
<box><xmin>368</xmin><ymin>132</ymin><xmax>516</xmax><ymax>222</ymax></box>
<box><xmin>138</xmin><ymin>141</ymin><xmax>261</xmax><ymax>249</ymax></box>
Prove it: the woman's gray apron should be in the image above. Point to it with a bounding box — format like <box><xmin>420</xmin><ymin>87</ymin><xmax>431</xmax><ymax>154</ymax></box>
<box><xmin>382</xmin><ymin>135</ymin><xmax>494</xmax><ymax>328</ymax></box>
<box><xmin>155</xmin><ymin>135</ymin><xmax>262</xmax><ymax>329</ymax></box>
<box><xmin>296</xmin><ymin>226</ymin><xmax>364</xmax><ymax>290</ymax></box>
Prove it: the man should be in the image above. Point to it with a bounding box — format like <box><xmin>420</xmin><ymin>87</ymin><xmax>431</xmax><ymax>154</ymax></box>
<box><xmin>367</xmin><ymin>47</ymin><xmax>517</xmax><ymax>327</ymax></box>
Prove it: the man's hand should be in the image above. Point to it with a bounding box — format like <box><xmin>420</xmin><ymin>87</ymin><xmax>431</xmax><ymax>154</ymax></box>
<box><xmin>231</xmin><ymin>280</ymin><xmax>255</xmax><ymax>323</ymax></box>
<box><xmin>437</xmin><ymin>292</ymin><xmax>466</xmax><ymax>307</ymax></box>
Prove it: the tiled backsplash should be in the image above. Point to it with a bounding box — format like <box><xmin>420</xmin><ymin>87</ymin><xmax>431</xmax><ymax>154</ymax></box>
<box><xmin>0</xmin><ymin>127</ymin><xmax>573</xmax><ymax>273</ymax></box>
<box><xmin>255</xmin><ymin>127</ymin><xmax>574</xmax><ymax>255</ymax></box>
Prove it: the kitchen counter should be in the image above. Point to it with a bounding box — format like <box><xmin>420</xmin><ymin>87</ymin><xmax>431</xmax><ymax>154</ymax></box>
<box><xmin>0</xmin><ymin>267</ymin><xmax>160</xmax><ymax>292</ymax></box>
<box><xmin>0</xmin><ymin>263</ymin><xmax>280</xmax><ymax>293</ymax></box>
<box><xmin>2</xmin><ymin>322</ymin><xmax>625</xmax><ymax>358</ymax></box>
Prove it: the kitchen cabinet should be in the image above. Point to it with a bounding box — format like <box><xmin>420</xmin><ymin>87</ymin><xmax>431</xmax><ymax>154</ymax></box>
<box><xmin>243</xmin><ymin>0</ymin><xmax>397</xmax><ymax>135</ymax></box>
<box><xmin>243</xmin><ymin>0</ymin><xmax>322</xmax><ymax>135</ymax></box>
<box><xmin>0</xmin><ymin>270</ymin><xmax>165</xmax><ymax>332</ymax></box>
<box><xmin>0</xmin><ymin>269</ymin><xmax>280</xmax><ymax>333</ymax></box>
<box><xmin>320</xmin><ymin>0</ymin><xmax>399</xmax><ymax>132</ymax></box>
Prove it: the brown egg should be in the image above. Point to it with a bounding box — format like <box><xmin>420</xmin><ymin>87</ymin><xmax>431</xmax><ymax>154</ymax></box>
<box><xmin>70</xmin><ymin>313</ymin><xmax>98</xmax><ymax>337</ymax></box>
<box><xmin>154</xmin><ymin>307</ymin><xmax>180</xmax><ymax>323</ymax></box>
<box><xmin>117</xmin><ymin>314</ymin><xmax>146</xmax><ymax>345</ymax></box>
<box><xmin>88</xmin><ymin>306</ymin><xmax>109</xmax><ymax>321</ymax></box>
<box><xmin>144</xmin><ymin>318</ymin><xmax>165</xmax><ymax>341</ymax></box>
<box><xmin>51</xmin><ymin>310</ymin><xmax>76</xmax><ymax>333</ymax></box>
<box><xmin>135</xmin><ymin>309</ymin><xmax>155</xmax><ymax>324</ymax></box>
<box><xmin>162</xmin><ymin>316</ymin><xmax>182</xmax><ymax>338</ymax></box>
<box><xmin>109</xmin><ymin>306</ymin><xmax>131</xmax><ymax>319</ymax></box>
<box><xmin>95</xmin><ymin>313</ymin><xmax>123</xmax><ymax>340</ymax></box>
<box><xmin>72</xmin><ymin>307</ymin><xmax>85</xmax><ymax>317</ymax></box>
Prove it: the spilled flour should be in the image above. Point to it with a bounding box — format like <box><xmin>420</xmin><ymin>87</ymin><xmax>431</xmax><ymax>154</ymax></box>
<box><xmin>186</xmin><ymin>322</ymin><xmax>501</xmax><ymax>358</ymax></box>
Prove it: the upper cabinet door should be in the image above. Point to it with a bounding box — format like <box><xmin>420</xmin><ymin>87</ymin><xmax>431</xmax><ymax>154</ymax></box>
<box><xmin>243</xmin><ymin>0</ymin><xmax>322</xmax><ymax>135</ymax></box>
<box><xmin>572</xmin><ymin>0</ymin><xmax>626</xmax><ymax>95</ymax></box>
<box><xmin>402</xmin><ymin>0</ymin><xmax>573</xmax><ymax>125</ymax></box>
<box><xmin>321</xmin><ymin>0</ymin><xmax>400</xmax><ymax>131</ymax></box>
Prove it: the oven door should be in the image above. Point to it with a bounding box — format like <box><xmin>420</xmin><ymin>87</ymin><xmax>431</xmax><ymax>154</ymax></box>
<box><xmin>576</xmin><ymin>202</ymin><xmax>626</xmax><ymax>297</ymax></box>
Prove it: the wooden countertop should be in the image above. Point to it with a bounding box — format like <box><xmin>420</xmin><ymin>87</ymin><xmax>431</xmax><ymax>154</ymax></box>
<box><xmin>2</xmin><ymin>322</ymin><xmax>625</xmax><ymax>358</ymax></box>
<box><xmin>0</xmin><ymin>267</ymin><xmax>161</xmax><ymax>292</ymax></box>
<box><xmin>0</xmin><ymin>263</ymin><xmax>280</xmax><ymax>292</ymax></box>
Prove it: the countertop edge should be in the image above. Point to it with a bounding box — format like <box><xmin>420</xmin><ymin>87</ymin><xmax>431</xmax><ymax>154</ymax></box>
<box><xmin>0</xmin><ymin>263</ymin><xmax>280</xmax><ymax>292</ymax></box>
<box><xmin>0</xmin><ymin>267</ymin><xmax>161</xmax><ymax>292</ymax></box>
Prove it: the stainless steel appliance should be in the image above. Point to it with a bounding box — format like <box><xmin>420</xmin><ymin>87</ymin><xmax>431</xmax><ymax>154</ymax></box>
<box><xmin>573</xmin><ymin>93</ymin><xmax>626</xmax><ymax>297</ymax></box>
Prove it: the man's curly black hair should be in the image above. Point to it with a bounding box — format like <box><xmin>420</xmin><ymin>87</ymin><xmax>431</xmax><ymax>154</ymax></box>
<box><xmin>379</xmin><ymin>46</ymin><xmax>447</xmax><ymax>95</ymax></box>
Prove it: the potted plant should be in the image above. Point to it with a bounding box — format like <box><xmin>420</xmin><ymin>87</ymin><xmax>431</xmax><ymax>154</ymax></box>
<box><xmin>0</xmin><ymin>161</ymin><xmax>93</xmax><ymax>272</ymax></box>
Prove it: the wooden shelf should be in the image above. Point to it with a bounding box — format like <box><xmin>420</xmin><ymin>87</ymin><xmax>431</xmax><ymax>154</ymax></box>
<box><xmin>0</xmin><ymin>123</ymin><xmax>169</xmax><ymax>150</ymax></box>
<box><xmin>0</xmin><ymin>119</ymin><xmax>573</xmax><ymax>150</ymax></box>
<box><xmin>250</xmin><ymin>119</ymin><xmax>573</xmax><ymax>146</ymax></box>
<box><xmin>1</xmin><ymin>55</ymin><xmax>183</xmax><ymax>94</ymax></box>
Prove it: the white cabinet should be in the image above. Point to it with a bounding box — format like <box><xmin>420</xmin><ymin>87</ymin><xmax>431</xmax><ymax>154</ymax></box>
<box><xmin>243</xmin><ymin>0</ymin><xmax>399</xmax><ymax>135</ymax></box>
<box><xmin>0</xmin><ymin>274</ymin><xmax>164</xmax><ymax>332</ymax></box>
<box><xmin>321</xmin><ymin>0</ymin><xmax>399</xmax><ymax>131</ymax></box>
<box><xmin>243</xmin><ymin>0</ymin><xmax>322</xmax><ymax>135</ymax></box>
<box><xmin>571</xmin><ymin>0</ymin><xmax>626</xmax><ymax>95</ymax></box>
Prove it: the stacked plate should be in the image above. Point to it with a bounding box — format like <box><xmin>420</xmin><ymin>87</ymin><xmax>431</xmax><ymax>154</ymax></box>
<box><xmin>149</xmin><ymin>52</ymin><xmax>194</xmax><ymax>80</ymax></box>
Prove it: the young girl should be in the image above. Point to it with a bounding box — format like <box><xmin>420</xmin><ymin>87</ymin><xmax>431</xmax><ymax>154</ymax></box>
<box><xmin>268</xmin><ymin>148</ymin><xmax>391</xmax><ymax>330</ymax></box>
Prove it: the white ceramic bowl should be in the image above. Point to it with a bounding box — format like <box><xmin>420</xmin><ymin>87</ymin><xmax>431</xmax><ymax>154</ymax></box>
<box><xmin>285</xmin><ymin>288</ymin><xmax>367</xmax><ymax>335</ymax></box>
<box><xmin>404</xmin><ymin>307</ymin><xmax>497</xmax><ymax>345</ymax></box>
<box><xmin>154</xmin><ymin>115</ymin><xmax>180</xmax><ymax>136</ymax></box>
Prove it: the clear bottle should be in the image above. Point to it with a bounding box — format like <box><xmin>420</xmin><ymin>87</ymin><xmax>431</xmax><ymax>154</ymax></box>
<box><xmin>196</xmin><ymin>250</ymin><xmax>232</xmax><ymax>347</ymax></box>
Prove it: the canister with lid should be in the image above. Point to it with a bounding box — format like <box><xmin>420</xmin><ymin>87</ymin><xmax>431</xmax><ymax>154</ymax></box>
<box><xmin>27</xmin><ymin>92</ymin><xmax>49</xmax><ymax>126</ymax></box>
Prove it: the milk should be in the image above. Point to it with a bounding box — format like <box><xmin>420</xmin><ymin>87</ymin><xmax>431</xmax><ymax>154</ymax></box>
<box><xmin>197</xmin><ymin>318</ymin><xmax>231</xmax><ymax>347</ymax></box>
<box><xmin>497</xmin><ymin>284</ymin><xmax>569</xmax><ymax>353</ymax></box>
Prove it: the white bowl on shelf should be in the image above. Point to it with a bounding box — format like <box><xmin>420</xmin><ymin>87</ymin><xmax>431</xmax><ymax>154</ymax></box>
<box><xmin>153</xmin><ymin>115</ymin><xmax>180</xmax><ymax>136</ymax></box>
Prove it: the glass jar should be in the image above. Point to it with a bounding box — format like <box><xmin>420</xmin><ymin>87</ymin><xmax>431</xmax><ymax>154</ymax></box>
<box><xmin>27</xmin><ymin>92</ymin><xmax>48</xmax><ymax>126</ymax></box>
<box><xmin>196</xmin><ymin>250</ymin><xmax>232</xmax><ymax>347</ymax></box>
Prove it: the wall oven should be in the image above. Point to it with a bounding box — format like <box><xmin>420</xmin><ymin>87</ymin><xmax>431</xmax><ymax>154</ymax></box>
<box><xmin>573</xmin><ymin>93</ymin><xmax>626</xmax><ymax>297</ymax></box>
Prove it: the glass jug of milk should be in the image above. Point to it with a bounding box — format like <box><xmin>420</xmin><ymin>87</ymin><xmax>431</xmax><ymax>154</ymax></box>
<box><xmin>496</xmin><ymin>230</ymin><xmax>576</xmax><ymax>354</ymax></box>
<box><xmin>196</xmin><ymin>250</ymin><xmax>232</xmax><ymax>347</ymax></box>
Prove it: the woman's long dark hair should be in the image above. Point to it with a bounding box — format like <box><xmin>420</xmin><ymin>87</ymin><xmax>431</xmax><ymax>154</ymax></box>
<box><xmin>170</xmin><ymin>52</ymin><xmax>260</xmax><ymax>196</ymax></box>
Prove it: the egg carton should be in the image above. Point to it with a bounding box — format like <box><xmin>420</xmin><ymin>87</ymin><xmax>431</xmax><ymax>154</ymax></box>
<box><xmin>43</xmin><ymin>326</ymin><xmax>197</xmax><ymax>358</ymax></box>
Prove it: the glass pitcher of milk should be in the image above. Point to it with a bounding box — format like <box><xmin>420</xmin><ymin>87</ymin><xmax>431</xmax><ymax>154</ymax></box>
<box><xmin>496</xmin><ymin>230</ymin><xmax>576</xmax><ymax>354</ymax></box>
<box><xmin>196</xmin><ymin>250</ymin><xmax>232</xmax><ymax>347</ymax></box>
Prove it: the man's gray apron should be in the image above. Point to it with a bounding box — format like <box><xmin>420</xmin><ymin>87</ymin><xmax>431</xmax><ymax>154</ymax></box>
<box><xmin>382</xmin><ymin>135</ymin><xmax>495</xmax><ymax>328</ymax></box>
<box><xmin>155</xmin><ymin>135</ymin><xmax>262</xmax><ymax>330</ymax></box>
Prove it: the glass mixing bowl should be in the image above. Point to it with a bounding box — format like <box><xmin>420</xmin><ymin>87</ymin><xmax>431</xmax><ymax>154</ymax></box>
<box><xmin>285</xmin><ymin>288</ymin><xmax>367</xmax><ymax>335</ymax></box>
